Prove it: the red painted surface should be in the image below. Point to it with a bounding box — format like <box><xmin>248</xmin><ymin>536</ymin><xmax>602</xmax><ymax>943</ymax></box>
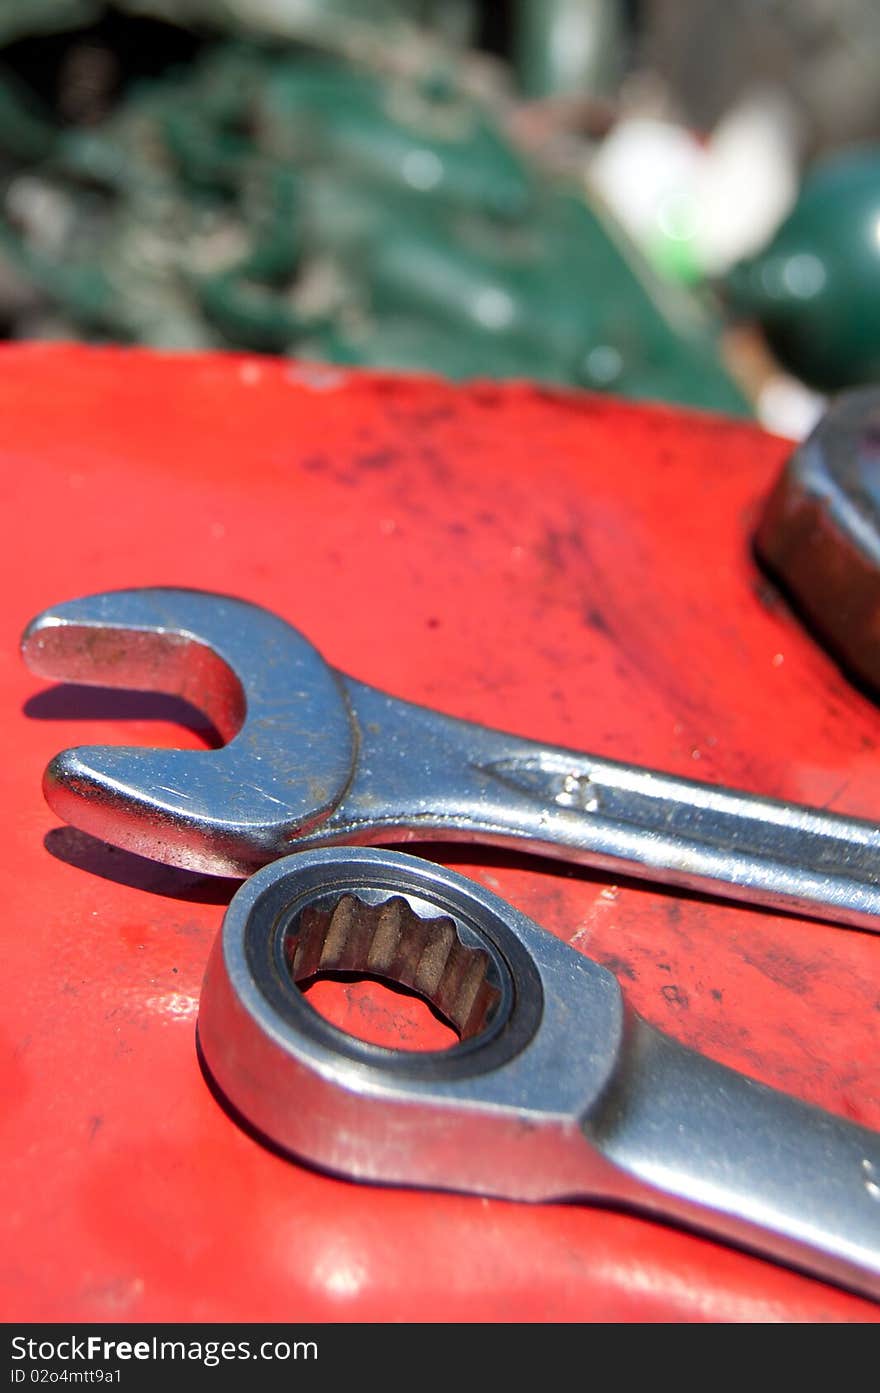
<box><xmin>2</xmin><ymin>343</ymin><xmax>879</xmax><ymax>1323</ymax></box>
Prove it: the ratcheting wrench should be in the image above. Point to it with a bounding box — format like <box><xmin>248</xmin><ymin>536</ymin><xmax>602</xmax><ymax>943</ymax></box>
<box><xmin>20</xmin><ymin>586</ymin><xmax>880</xmax><ymax>929</ymax></box>
<box><xmin>199</xmin><ymin>847</ymin><xmax>880</xmax><ymax>1299</ymax></box>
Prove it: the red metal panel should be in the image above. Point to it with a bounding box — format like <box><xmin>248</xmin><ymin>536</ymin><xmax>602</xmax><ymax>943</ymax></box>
<box><xmin>1</xmin><ymin>344</ymin><xmax>878</xmax><ymax>1322</ymax></box>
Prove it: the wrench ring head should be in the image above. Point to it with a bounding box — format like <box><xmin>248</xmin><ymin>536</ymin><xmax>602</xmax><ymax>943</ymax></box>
<box><xmin>198</xmin><ymin>848</ymin><xmax>625</xmax><ymax>1197</ymax></box>
<box><xmin>257</xmin><ymin>889</ymin><xmax>519</xmax><ymax>1079</ymax></box>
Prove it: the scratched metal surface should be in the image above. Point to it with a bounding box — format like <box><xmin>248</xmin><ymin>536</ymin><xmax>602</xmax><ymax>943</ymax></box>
<box><xmin>2</xmin><ymin>344</ymin><xmax>879</xmax><ymax>1322</ymax></box>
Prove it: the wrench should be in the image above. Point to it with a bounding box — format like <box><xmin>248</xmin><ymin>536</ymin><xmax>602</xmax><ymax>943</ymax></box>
<box><xmin>199</xmin><ymin>846</ymin><xmax>880</xmax><ymax>1299</ymax></box>
<box><xmin>757</xmin><ymin>387</ymin><xmax>880</xmax><ymax>695</ymax></box>
<box><xmin>20</xmin><ymin>586</ymin><xmax>880</xmax><ymax>928</ymax></box>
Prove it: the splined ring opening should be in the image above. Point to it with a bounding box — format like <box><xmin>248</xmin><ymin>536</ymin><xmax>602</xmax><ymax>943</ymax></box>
<box><xmin>284</xmin><ymin>892</ymin><xmax>502</xmax><ymax>1041</ymax></box>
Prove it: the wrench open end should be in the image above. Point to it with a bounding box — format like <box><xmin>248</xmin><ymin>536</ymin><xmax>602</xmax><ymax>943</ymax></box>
<box><xmin>22</xmin><ymin>588</ymin><xmax>358</xmax><ymax>877</ymax></box>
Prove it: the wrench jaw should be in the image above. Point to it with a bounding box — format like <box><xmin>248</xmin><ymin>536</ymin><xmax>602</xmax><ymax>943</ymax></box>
<box><xmin>41</xmin><ymin>744</ymin><xmax>335</xmax><ymax>878</ymax></box>
<box><xmin>21</xmin><ymin>612</ymin><xmax>247</xmax><ymax>743</ymax></box>
<box><xmin>198</xmin><ymin>848</ymin><xmax>628</xmax><ymax>1201</ymax></box>
<box><xmin>22</xmin><ymin>587</ymin><xmax>359</xmax><ymax>877</ymax></box>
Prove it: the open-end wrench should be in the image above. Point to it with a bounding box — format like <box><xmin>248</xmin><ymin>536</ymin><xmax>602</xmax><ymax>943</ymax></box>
<box><xmin>20</xmin><ymin>586</ymin><xmax>880</xmax><ymax>929</ymax></box>
<box><xmin>199</xmin><ymin>847</ymin><xmax>880</xmax><ymax>1299</ymax></box>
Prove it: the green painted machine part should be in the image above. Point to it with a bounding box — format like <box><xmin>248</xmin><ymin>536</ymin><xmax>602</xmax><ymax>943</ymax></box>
<box><xmin>295</xmin><ymin>177</ymin><xmax>745</xmax><ymax>410</ymax></box>
<box><xmin>513</xmin><ymin>0</ymin><xmax>624</xmax><ymax>100</ymax></box>
<box><xmin>0</xmin><ymin>25</ymin><xmax>747</xmax><ymax>414</ymax></box>
<box><xmin>256</xmin><ymin>60</ymin><xmax>534</xmax><ymax>219</ymax></box>
<box><xmin>726</xmin><ymin>147</ymin><xmax>880</xmax><ymax>393</ymax></box>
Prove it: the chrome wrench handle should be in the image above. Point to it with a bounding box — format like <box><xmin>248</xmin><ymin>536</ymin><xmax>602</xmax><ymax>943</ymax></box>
<box><xmin>199</xmin><ymin>848</ymin><xmax>880</xmax><ymax>1299</ymax></box>
<box><xmin>21</xmin><ymin>587</ymin><xmax>880</xmax><ymax>929</ymax></box>
<box><xmin>593</xmin><ymin>1016</ymin><xmax>880</xmax><ymax>1294</ymax></box>
<box><xmin>321</xmin><ymin>678</ymin><xmax>880</xmax><ymax>929</ymax></box>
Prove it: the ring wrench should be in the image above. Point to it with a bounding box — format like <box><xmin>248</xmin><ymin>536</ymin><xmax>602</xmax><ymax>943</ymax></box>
<box><xmin>757</xmin><ymin>387</ymin><xmax>880</xmax><ymax>696</ymax></box>
<box><xmin>20</xmin><ymin>586</ymin><xmax>880</xmax><ymax>928</ymax></box>
<box><xmin>199</xmin><ymin>846</ymin><xmax>880</xmax><ymax>1299</ymax></box>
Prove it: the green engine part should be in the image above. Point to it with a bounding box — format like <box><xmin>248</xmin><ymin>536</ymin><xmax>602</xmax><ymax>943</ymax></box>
<box><xmin>726</xmin><ymin>146</ymin><xmax>880</xmax><ymax>392</ymax></box>
<box><xmin>0</xmin><ymin>30</ymin><xmax>748</xmax><ymax>414</ymax></box>
<box><xmin>299</xmin><ymin>175</ymin><xmax>747</xmax><ymax>411</ymax></box>
<box><xmin>256</xmin><ymin>59</ymin><xmax>534</xmax><ymax>220</ymax></box>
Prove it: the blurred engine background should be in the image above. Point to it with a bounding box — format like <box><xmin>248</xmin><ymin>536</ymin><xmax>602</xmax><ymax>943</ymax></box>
<box><xmin>0</xmin><ymin>0</ymin><xmax>877</xmax><ymax>435</ymax></box>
